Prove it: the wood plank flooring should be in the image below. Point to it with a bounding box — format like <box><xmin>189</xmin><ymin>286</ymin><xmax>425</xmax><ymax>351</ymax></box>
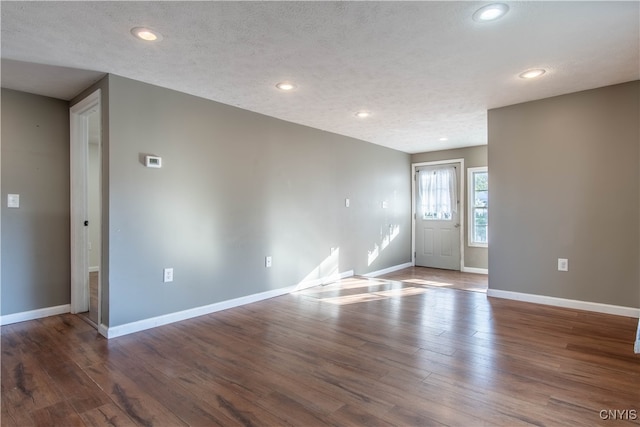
<box><xmin>2</xmin><ymin>275</ymin><xmax>639</xmax><ymax>426</ymax></box>
<box><xmin>378</xmin><ymin>267</ymin><xmax>488</xmax><ymax>293</ymax></box>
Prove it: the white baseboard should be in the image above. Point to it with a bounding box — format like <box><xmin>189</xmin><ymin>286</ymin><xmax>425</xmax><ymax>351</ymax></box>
<box><xmin>461</xmin><ymin>267</ymin><xmax>488</xmax><ymax>275</ymax></box>
<box><xmin>89</xmin><ymin>266</ymin><xmax>100</xmax><ymax>273</ymax></box>
<box><xmin>635</xmin><ymin>320</ymin><xmax>640</xmax><ymax>354</ymax></box>
<box><xmin>0</xmin><ymin>304</ymin><xmax>71</xmax><ymax>326</ymax></box>
<box><xmin>363</xmin><ymin>262</ymin><xmax>413</xmax><ymax>278</ymax></box>
<box><xmin>487</xmin><ymin>289</ymin><xmax>640</xmax><ymax>318</ymax></box>
<box><xmin>98</xmin><ymin>323</ymin><xmax>109</xmax><ymax>338</ymax></box>
<box><xmin>102</xmin><ymin>270</ymin><xmax>354</xmax><ymax>339</ymax></box>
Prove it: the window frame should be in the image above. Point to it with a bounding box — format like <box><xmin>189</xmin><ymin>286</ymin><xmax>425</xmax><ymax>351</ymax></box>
<box><xmin>468</xmin><ymin>167</ymin><xmax>488</xmax><ymax>248</ymax></box>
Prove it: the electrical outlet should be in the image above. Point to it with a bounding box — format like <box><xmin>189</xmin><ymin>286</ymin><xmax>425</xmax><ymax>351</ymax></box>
<box><xmin>265</xmin><ymin>256</ymin><xmax>272</xmax><ymax>268</ymax></box>
<box><xmin>163</xmin><ymin>268</ymin><xmax>174</xmax><ymax>282</ymax></box>
<box><xmin>382</xmin><ymin>201</ymin><xmax>388</xmax><ymax>209</ymax></box>
<box><xmin>557</xmin><ymin>258</ymin><xmax>568</xmax><ymax>272</ymax></box>
<box><xmin>330</xmin><ymin>247</ymin><xmax>337</xmax><ymax>255</ymax></box>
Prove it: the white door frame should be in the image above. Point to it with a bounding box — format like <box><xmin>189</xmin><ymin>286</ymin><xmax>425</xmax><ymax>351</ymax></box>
<box><xmin>70</xmin><ymin>89</ymin><xmax>101</xmax><ymax>317</ymax></box>
<box><xmin>411</xmin><ymin>159</ymin><xmax>465</xmax><ymax>270</ymax></box>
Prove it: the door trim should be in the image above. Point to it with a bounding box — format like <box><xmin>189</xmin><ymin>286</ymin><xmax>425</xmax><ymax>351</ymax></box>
<box><xmin>411</xmin><ymin>159</ymin><xmax>465</xmax><ymax>270</ymax></box>
<box><xmin>70</xmin><ymin>89</ymin><xmax>101</xmax><ymax>317</ymax></box>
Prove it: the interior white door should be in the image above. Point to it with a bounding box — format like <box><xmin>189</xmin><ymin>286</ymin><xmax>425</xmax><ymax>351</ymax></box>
<box><xmin>415</xmin><ymin>164</ymin><xmax>461</xmax><ymax>270</ymax></box>
<box><xmin>86</xmin><ymin>109</ymin><xmax>101</xmax><ymax>324</ymax></box>
<box><xmin>70</xmin><ymin>89</ymin><xmax>101</xmax><ymax>318</ymax></box>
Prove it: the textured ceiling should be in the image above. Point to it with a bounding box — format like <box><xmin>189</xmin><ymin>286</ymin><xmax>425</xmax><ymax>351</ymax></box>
<box><xmin>2</xmin><ymin>1</ymin><xmax>638</xmax><ymax>154</ymax></box>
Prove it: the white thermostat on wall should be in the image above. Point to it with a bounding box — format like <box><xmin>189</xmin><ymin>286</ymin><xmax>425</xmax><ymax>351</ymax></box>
<box><xmin>145</xmin><ymin>155</ymin><xmax>162</xmax><ymax>168</ymax></box>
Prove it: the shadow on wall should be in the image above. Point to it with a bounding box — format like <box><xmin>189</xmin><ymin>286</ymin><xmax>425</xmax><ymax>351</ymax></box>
<box><xmin>293</xmin><ymin>247</ymin><xmax>340</xmax><ymax>291</ymax></box>
<box><xmin>292</xmin><ymin>221</ymin><xmax>403</xmax><ymax>292</ymax></box>
<box><xmin>368</xmin><ymin>224</ymin><xmax>400</xmax><ymax>266</ymax></box>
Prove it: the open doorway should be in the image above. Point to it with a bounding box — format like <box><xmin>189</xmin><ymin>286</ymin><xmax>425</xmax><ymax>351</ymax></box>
<box><xmin>70</xmin><ymin>89</ymin><xmax>102</xmax><ymax>328</ymax></box>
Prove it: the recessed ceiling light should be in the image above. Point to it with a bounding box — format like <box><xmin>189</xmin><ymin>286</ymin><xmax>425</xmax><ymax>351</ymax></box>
<box><xmin>275</xmin><ymin>82</ymin><xmax>297</xmax><ymax>91</ymax></box>
<box><xmin>519</xmin><ymin>69</ymin><xmax>546</xmax><ymax>79</ymax></box>
<box><xmin>472</xmin><ymin>3</ymin><xmax>509</xmax><ymax>22</ymax></box>
<box><xmin>439</xmin><ymin>137</ymin><xmax>448</xmax><ymax>141</ymax></box>
<box><xmin>355</xmin><ymin>111</ymin><xmax>371</xmax><ymax>118</ymax></box>
<box><xmin>131</xmin><ymin>27</ymin><xmax>162</xmax><ymax>42</ymax></box>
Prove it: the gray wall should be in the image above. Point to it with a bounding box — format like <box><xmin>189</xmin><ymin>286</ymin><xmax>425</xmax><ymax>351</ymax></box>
<box><xmin>1</xmin><ymin>89</ymin><xmax>70</xmax><ymax>315</ymax></box>
<box><xmin>488</xmin><ymin>81</ymin><xmax>639</xmax><ymax>308</ymax></box>
<box><xmin>412</xmin><ymin>145</ymin><xmax>488</xmax><ymax>270</ymax></box>
<box><xmin>106</xmin><ymin>75</ymin><xmax>411</xmax><ymax>326</ymax></box>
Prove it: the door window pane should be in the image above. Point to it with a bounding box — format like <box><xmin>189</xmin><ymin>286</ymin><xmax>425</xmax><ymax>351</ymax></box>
<box><xmin>418</xmin><ymin>167</ymin><xmax>457</xmax><ymax>220</ymax></box>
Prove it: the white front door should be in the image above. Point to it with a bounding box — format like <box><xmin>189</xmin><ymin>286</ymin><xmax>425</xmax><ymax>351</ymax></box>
<box><xmin>415</xmin><ymin>164</ymin><xmax>461</xmax><ymax>270</ymax></box>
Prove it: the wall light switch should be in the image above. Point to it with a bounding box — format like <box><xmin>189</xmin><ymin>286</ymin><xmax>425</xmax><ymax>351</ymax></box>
<box><xmin>345</xmin><ymin>198</ymin><xmax>350</xmax><ymax>208</ymax></box>
<box><xmin>557</xmin><ymin>258</ymin><xmax>568</xmax><ymax>272</ymax></box>
<box><xmin>382</xmin><ymin>201</ymin><xmax>389</xmax><ymax>209</ymax></box>
<box><xmin>7</xmin><ymin>194</ymin><xmax>19</xmax><ymax>208</ymax></box>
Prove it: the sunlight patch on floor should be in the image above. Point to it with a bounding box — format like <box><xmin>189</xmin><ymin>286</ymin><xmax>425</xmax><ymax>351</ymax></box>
<box><xmin>402</xmin><ymin>278</ymin><xmax>455</xmax><ymax>287</ymax></box>
<box><xmin>318</xmin><ymin>286</ymin><xmax>429</xmax><ymax>305</ymax></box>
<box><xmin>401</xmin><ymin>278</ymin><xmax>487</xmax><ymax>293</ymax></box>
<box><xmin>297</xmin><ymin>277</ymin><xmax>398</xmax><ymax>295</ymax></box>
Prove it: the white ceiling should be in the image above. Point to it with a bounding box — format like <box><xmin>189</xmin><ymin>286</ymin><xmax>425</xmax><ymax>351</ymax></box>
<box><xmin>2</xmin><ymin>1</ymin><xmax>638</xmax><ymax>154</ymax></box>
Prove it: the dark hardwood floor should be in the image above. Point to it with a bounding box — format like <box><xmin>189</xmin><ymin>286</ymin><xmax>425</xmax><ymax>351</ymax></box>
<box><xmin>2</xmin><ymin>275</ymin><xmax>639</xmax><ymax>426</ymax></box>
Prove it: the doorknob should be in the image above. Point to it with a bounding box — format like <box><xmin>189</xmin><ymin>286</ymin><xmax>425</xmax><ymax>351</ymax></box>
<box><xmin>84</xmin><ymin>220</ymin><xmax>89</xmax><ymax>226</ymax></box>
<box><xmin>454</xmin><ymin>223</ymin><xmax>460</xmax><ymax>228</ymax></box>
